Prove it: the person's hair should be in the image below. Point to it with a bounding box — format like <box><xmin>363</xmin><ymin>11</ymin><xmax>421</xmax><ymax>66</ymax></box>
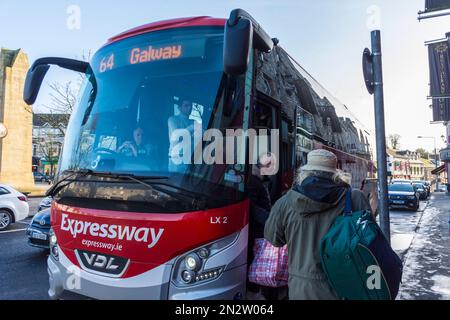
<box><xmin>296</xmin><ymin>169</ymin><xmax>350</xmax><ymax>187</ymax></box>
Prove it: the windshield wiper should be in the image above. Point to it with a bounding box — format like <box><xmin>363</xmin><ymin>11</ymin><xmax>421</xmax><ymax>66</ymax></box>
<box><xmin>47</xmin><ymin>169</ymin><xmax>94</xmax><ymax>197</ymax></box>
<box><xmin>47</xmin><ymin>170</ymin><xmax>168</xmax><ymax>197</ymax></box>
<box><xmin>112</xmin><ymin>174</ymin><xmax>208</xmax><ymax>210</ymax></box>
<box><xmin>49</xmin><ymin>170</ymin><xmax>206</xmax><ymax>210</ymax></box>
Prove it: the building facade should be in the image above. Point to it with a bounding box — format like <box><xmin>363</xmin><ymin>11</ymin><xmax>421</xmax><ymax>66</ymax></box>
<box><xmin>387</xmin><ymin>148</ymin><xmax>442</xmax><ymax>184</ymax></box>
<box><xmin>32</xmin><ymin>114</ymin><xmax>68</xmax><ymax>175</ymax></box>
<box><xmin>0</xmin><ymin>48</ymin><xmax>34</xmax><ymax>192</ymax></box>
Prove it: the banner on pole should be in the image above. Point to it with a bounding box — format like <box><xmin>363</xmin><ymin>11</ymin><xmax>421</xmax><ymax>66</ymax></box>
<box><xmin>428</xmin><ymin>40</ymin><xmax>450</xmax><ymax>121</ymax></box>
<box><xmin>424</xmin><ymin>0</ymin><xmax>450</xmax><ymax>13</ymax></box>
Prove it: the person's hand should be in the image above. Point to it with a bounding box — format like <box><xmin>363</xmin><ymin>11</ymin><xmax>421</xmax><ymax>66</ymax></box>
<box><xmin>118</xmin><ymin>141</ymin><xmax>137</xmax><ymax>157</ymax></box>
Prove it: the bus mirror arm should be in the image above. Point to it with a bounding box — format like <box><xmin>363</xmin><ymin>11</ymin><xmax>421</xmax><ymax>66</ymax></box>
<box><xmin>224</xmin><ymin>8</ymin><xmax>274</xmax><ymax>76</ymax></box>
<box><xmin>23</xmin><ymin>57</ymin><xmax>89</xmax><ymax>105</ymax></box>
<box><xmin>228</xmin><ymin>8</ymin><xmax>274</xmax><ymax>53</ymax></box>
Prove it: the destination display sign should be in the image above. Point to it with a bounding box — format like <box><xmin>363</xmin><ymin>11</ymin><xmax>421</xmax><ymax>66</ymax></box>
<box><xmin>95</xmin><ymin>38</ymin><xmax>206</xmax><ymax>74</ymax></box>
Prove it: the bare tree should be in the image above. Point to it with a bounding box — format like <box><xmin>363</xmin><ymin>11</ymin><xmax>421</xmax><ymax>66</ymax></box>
<box><xmin>388</xmin><ymin>134</ymin><xmax>401</xmax><ymax>150</ymax></box>
<box><xmin>40</xmin><ymin>51</ymin><xmax>90</xmax><ymax>127</ymax></box>
<box><xmin>416</xmin><ymin>148</ymin><xmax>430</xmax><ymax>159</ymax></box>
<box><xmin>33</xmin><ymin>52</ymin><xmax>90</xmax><ymax>175</ymax></box>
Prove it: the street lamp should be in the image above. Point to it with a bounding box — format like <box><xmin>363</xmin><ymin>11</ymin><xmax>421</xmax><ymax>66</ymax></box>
<box><xmin>418</xmin><ymin>136</ymin><xmax>439</xmax><ymax>191</ymax></box>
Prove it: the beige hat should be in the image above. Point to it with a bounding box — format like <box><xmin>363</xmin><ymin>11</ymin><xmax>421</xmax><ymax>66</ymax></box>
<box><xmin>301</xmin><ymin>149</ymin><xmax>337</xmax><ymax>173</ymax></box>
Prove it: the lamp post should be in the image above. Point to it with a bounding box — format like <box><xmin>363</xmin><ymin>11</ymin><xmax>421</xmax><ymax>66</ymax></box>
<box><xmin>418</xmin><ymin>136</ymin><xmax>439</xmax><ymax>191</ymax></box>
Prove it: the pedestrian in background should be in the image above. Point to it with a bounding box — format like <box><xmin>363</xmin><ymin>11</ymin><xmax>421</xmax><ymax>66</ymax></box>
<box><xmin>264</xmin><ymin>149</ymin><xmax>371</xmax><ymax>300</ymax></box>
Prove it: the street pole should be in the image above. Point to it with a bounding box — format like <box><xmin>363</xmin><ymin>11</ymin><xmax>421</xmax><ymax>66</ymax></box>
<box><xmin>447</xmin><ymin>123</ymin><xmax>450</xmax><ymax>191</ymax></box>
<box><xmin>434</xmin><ymin>138</ymin><xmax>439</xmax><ymax>192</ymax></box>
<box><xmin>371</xmin><ymin>30</ymin><xmax>391</xmax><ymax>243</ymax></box>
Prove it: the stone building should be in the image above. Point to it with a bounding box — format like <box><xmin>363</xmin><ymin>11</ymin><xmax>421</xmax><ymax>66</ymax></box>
<box><xmin>0</xmin><ymin>48</ymin><xmax>34</xmax><ymax>192</ymax></box>
<box><xmin>395</xmin><ymin>150</ymin><xmax>424</xmax><ymax>181</ymax></box>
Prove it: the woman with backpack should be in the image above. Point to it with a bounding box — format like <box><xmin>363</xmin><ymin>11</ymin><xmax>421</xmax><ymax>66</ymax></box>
<box><xmin>264</xmin><ymin>149</ymin><xmax>372</xmax><ymax>300</ymax></box>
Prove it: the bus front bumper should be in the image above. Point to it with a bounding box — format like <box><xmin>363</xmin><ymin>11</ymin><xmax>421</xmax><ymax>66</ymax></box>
<box><xmin>47</xmin><ymin>248</ymin><xmax>247</xmax><ymax>300</ymax></box>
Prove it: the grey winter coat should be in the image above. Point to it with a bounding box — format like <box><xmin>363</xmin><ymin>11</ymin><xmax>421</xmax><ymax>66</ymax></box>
<box><xmin>264</xmin><ymin>182</ymin><xmax>371</xmax><ymax>300</ymax></box>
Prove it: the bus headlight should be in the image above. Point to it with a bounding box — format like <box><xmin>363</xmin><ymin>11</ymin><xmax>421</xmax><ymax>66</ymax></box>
<box><xmin>185</xmin><ymin>254</ymin><xmax>201</xmax><ymax>271</ymax></box>
<box><xmin>49</xmin><ymin>229</ymin><xmax>59</xmax><ymax>261</ymax></box>
<box><xmin>198</xmin><ymin>247</ymin><xmax>209</xmax><ymax>259</ymax></box>
<box><xmin>172</xmin><ymin>232</ymin><xmax>239</xmax><ymax>287</ymax></box>
<box><xmin>181</xmin><ymin>270</ymin><xmax>195</xmax><ymax>284</ymax></box>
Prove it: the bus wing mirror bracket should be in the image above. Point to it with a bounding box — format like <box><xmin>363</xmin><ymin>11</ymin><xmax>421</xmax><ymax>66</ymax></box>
<box><xmin>224</xmin><ymin>9</ymin><xmax>274</xmax><ymax>76</ymax></box>
<box><xmin>23</xmin><ymin>57</ymin><xmax>89</xmax><ymax>105</ymax></box>
<box><xmin>224</xmin><ymin>17</ymin><xmax>253</xmax><ymax>76</ymax></box>
<box><xmin>23</xmin><ymin>64</ymin><xmax>50</xmax><ymax>105</ymax></box>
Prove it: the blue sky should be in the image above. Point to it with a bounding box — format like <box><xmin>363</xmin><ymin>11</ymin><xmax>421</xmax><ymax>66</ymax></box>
<box><xmin>1</xmin><ymin>0</ymin><xmax>449</xmax><ymax>151</ymax></box>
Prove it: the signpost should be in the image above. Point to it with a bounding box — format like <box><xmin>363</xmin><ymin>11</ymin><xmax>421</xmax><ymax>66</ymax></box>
<box><xmin>363</xmin><ymin>30</ymin><xmax>391</xmax><ymax>243</ymax></box>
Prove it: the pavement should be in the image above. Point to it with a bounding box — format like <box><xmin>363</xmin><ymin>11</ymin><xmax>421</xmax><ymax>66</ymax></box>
<box><xmin>398</xmin><ymin>193</ymin><xmax>450</xmax><ymax>300</ymax></box>
<box><xmin>0</xmin><ymin>196</ymin><xmax>50</xmax><ymax>300</ymax></box>
<box><xmin>389</xmin><ymin>201</ymin><xmax>428</xmax><ymax>261</ymax></box>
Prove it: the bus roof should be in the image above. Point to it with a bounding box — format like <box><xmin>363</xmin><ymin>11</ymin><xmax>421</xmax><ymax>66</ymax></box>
<box><xmin>107</xmin><ymin>16</ymin><xmax>226</xmax><ymax>45</ymax></box>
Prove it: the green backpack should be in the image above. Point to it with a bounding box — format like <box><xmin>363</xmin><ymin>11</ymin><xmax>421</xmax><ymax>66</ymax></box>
<box><xmin>320</xmin><ymin>189</ymin><xmax>403</xmax><ymax>300</ymax></box>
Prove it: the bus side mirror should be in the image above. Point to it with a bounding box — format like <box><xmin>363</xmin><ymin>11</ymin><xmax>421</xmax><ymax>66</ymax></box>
<box><xmin>223</xmin><ymin>18</ymin><xmax>253</xmax><ymax>76</ymax></box>
<box><xmin>23</xmin><ymin>64</ymin><xmax>50</xmax><ymax>105</ymax></box>
<box><xmin>23</xmin><ymin>57</ymin><xmax>89</xmax><ymax>105</ymax></box>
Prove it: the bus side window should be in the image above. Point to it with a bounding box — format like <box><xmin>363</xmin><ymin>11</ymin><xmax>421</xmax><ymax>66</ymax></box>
<box><xmin>281</xmin><ymin>118</ymin><xmax>295</xmax><ymax>193</ymax></box>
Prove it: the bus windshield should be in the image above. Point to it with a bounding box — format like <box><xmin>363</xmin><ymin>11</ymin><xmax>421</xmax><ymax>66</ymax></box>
<box><xmin>59</xmin><ymin>26</ymin><xmax>247</xmax><ymax>201</ymax></box>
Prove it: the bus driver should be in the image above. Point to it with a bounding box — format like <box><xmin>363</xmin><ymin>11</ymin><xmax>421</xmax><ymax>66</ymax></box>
<box><xmin>118</xmin><ymin>126</ymin><xmax>151</xmax><ymax>157</ymax></box>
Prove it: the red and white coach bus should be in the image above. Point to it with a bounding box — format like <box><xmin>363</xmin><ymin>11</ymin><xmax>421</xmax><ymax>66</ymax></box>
<box><xmin>24</xmin><ymin>9</ymin><xmax>374</xmax><ymax>300</ymax></box>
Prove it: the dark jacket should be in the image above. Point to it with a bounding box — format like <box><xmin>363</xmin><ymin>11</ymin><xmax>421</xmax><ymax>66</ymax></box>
<box><xmin>247</xmin><ymin>175</ymin><xmax>272</xmax><ymax>240</ymax></box>
<box><xmin>264</xmin><ymin>176</ymin><xmax>371</xmax><ymax>300</ymax></box>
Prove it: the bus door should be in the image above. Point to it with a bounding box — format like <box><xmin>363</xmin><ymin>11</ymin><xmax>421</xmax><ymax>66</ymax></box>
<box><xmin>251</xmin><ymin>91</ymin><xmax>282</xmax><ymax>202</ymax></box>
<box><xmin>280</xmin><ymin>115</ymin><xmax>296</xmax><ymax>194</ymax></box>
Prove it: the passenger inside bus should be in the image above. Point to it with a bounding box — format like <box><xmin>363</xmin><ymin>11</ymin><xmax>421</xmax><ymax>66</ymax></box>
<box><xmin>167</xmin><ymin>99</ymin><xmax>197</xmax><ymax>172</ymax></box>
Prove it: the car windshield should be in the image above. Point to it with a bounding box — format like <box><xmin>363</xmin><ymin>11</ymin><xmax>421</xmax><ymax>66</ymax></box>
<box><xmin>59</xmin><ymin>27</ymin><xmax>248</xmax><ymax>200</ymax></box>
<box><xmin>389</xmin><ymin>184</ymin><xmax>414</xmax><ymax>192</ymax></box>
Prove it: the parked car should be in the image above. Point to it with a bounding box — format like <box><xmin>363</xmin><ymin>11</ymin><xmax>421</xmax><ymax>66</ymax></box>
<box><xmin>424</xmin><ymin>181</ymin><xmax>431</xmax><ymax>195</ymax></box>
<box><xmin>438</xmin><ymin>185</ymin><xmax>448</xmax><ymax>193</ymax></box>
<box><xmin>0</xmin><ymin>184</ymin><xmax>30</xmax><ymax>231</ymax></box>
<box><xmin>412</xmin><ymin>180</ymin><xmax>431</xmax><ymax>197</ymax></box>
<box><xmin>388</xmin><ymin>183</ymin><xmax>420</xmax><ymax>211</ymax></box>
<box><xmin>38</xmin><ymin>196</ymin><xmax>53</xmax><ymax>212</ymax></box>
<box><xmin>33</xmin><ymin>172</ymin><xmax>50</xmax><ymax>184</ymax></box>
<box><xmin>26</xmin><ymin>208</ymin><xmax>51</xmax><ymax>249</ymax></box>
<box><xmin>412</xmin><ymin>183</ymin><xmax>428</xmax><ymax>200</ymax></box>
<box><xmin>390</xmin><ymin>179</ymin><xmax>413</xmax><ymax>185</ymax></box>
